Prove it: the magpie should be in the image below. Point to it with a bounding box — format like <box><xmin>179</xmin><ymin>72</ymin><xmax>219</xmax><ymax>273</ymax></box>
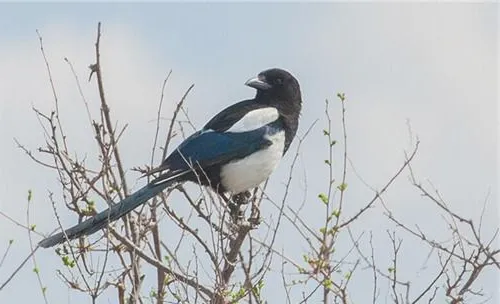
<box><xmin>39</xmin><ymin>68</ymin><xmax>302</xmax><ymax>248</ymax></box>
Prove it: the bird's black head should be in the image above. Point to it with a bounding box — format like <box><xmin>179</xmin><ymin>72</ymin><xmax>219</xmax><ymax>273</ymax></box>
<box><xmin>245</xmin><ymin>68</ymin><xmax>302</xmax><ymax>107</ymax></box>
<box><xmin>246</xmin><ymin>68</ymin><xmax>302</xmax><ymax>153</ymax></box>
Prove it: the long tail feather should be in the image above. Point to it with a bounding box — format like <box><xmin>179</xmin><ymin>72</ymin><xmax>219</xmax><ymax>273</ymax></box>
<box><xmin>39</xmin><ymin>181</ymin><xmax>172</xmax><ymax>248</ymax></box>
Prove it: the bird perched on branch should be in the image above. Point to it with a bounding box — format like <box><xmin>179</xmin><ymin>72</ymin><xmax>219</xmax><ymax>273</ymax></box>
<box><xmin>39</xmin><ymin>68</ymin><xmax>302</xmax><ymax>248</ymax></box>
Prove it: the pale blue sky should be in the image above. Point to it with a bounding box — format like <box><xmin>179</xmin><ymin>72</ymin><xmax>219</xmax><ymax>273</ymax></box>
<box><xmin>0</xmin><ymin>3</ymin><xmax>498</xmax><ymax>303</ymax></box>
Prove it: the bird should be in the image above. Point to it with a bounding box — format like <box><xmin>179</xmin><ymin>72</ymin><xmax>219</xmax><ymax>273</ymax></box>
<box><xmin>39</xmin><ymin>68</ymin><xmax>302</xmax><ymax>248</ymax></box>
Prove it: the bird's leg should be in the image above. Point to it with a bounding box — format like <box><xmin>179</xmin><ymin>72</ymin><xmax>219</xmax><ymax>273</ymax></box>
<box><xmin>219</xmin><ymin>192</ymin><xmax>232</xmax><ymax>205</ymax></box>
<box><xmin>248</xmin><ymin>200</ymin><xmax>261</xmax><ymax>228</ymax></box>
<box><xmin>228</xmin><ymin>191</ymin><xmax>251</xmax><ymax>222</ymax></box>
<box><xmin>219</xmin><ymin>192</ymin><xmax>242</xmax><ymax>221</ymax></box>
<box><xmin>232</xmin><ymin>191</ymin><xmax>251</xmax><ymax>205</ymax></box>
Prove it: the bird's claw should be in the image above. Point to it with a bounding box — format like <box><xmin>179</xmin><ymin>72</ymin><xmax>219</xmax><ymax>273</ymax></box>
<box><xmin>228</xmin><ymin>202</ymin><xmax>244</xmax><ymax>222</ymax></box>
<box><xmin>232</xmin><ymin>191</ymin><xmax>252</xmax><ymax>205</ymax></box>
<box><xmin>248</xmin><ymin>216</ymin><xmax>261</xmax><ymax>228</ymax></box>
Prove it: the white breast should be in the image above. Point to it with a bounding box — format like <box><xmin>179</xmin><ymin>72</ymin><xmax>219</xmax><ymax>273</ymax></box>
<box><xmin>226</xmin><ymin>107</ymin><xmax>279</xmax><ymax>133</ymax></box>
<box><xmin>220</xmin><ymin>131</ymin><xmax>285</xmax><ymax>193</ymax></box>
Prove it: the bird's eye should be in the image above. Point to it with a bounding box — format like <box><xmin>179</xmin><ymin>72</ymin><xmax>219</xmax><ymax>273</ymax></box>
<box><xmin>275</xmin><ymin>78</ymin><xmax>283</xmax><ymax>85</ymax></box>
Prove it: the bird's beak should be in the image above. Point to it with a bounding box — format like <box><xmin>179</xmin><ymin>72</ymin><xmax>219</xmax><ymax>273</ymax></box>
<box><xmin>245</xmin><ymin>75</ymin><xmax>272</xmax><ymax>90</ymax></box>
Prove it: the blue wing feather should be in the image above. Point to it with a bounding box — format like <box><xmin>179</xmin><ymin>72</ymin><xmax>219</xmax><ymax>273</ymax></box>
<box><xmin>163</xmin><ymin>127</ymin><xmax>272</xmax><ymax>173</ymax></box>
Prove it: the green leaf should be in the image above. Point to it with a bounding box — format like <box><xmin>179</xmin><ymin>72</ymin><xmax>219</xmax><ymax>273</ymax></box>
<box><xmin>323</xmin><ymin>129</ymin><xmax>329</xmax><ymax>136</ymax></box>
<box><xmin>61</xmin><ymin>256</ymin><xmax>75</xmax><ymax>268</ymax></box>
<box><xmin>8</xmin><ymin>239</ymin><xmax>14</xmax><ymax>245</ymax></box>
<box><xmin>30</xmin><ymin>224</ymin><xmax>36</xmax><ymax>231</ymax></box>
<box><xmin>337</xmin><ymin>92</ymin><xmax>346</xmax><ymax>102</ymax></box>
<box><xmin>33</xmin><ymin>267</ymin><xmax>39</xmax><ymax>274</ymax></box>
<box><xmin>27</xmin><ymin>189</ymin><xmax>33</xmax><ymax>202</ymax></box>
<box><xmin>332</xmin><ymin>209</ymin><xmax>340</xmax><ymax>218</ymax></box>
<box><xmin>388</xmin><ymin>267</ymin><xmax>395</xmax><ymax>273</ymax></box>
<box><xmin>149</xmin><ymin>289</ymin><xmax>157</xmax><ymax>298</ymax></box>
<box><xmin>302</xmin><ymin>254</ymin><xmax>309</xmax><ymax>263</ymax></box>
<box><xmin>344</xmin><ymin>271</ymin><xmax>352</xmax><ymax>280</ymax></box>
<box><xmin>323</xmin><ymin>278</ymin><xmax>333</xmax><ymax>289</ymax></box>
<box><xmin>337</xmin><ymin>183</ymin><xmax>348</xmax><ymax>192</ymax></box>
<box><xmin>163</xmin><ymin>274</ymin><xmax>171</xmax><ymax>285</ymax></box>
<box><xmin>318</xmin><ymin>193</ymin><xmax>329</xmax><ymax>205</ymax></box>
<box><xmin>319</xmin><ymin>227</ymin><xmax>327</xmax><ymax>234</ymax></box>
<box><xmin>330</xmin><ymin>140</ymin><xmax>337</xmax><ymax>146</ymax></box>
<box><xmin>230</xmin><ymin>284</ymin><xmax>246</xmax><ymax>301</ymax></box>
<box><xmin>324</xmin><ymin>159</ymin><xmax>331</xmax><ymax>165</ymax></box>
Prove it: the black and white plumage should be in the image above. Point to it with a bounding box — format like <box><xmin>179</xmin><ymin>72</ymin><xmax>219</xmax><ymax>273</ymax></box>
<box><xmin>39</xmin><ymin>68</ymin><xmax>302</xmax><ymax>248</ymax></box>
